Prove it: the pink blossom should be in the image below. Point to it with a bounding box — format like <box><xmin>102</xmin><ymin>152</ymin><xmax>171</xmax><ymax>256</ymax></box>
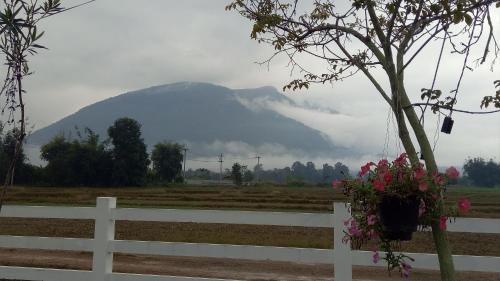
<box><xmin>458</xmin><ymin>197</ymin><xmax>471</xmax><ymax>215</ymax></box>
<box><xmin>373</xmin><ymin>179</ymin><xmax>385</xmax><ymax>192</ymax></box>
<box><xmin>382</xmin><ymin>171</ymin><xmax>393</xmax><ymax>184</ymax></box>
<box><xmin>332</xmin><ymin>180</ymin><xmax>342</xmax><ymax>189</ymax></box>
<box><xmin>347</xmin><ymin>219</ymin><xmax>362</xmax><ymax>237</ymax></box>
<box><xmin>418</xmin><ymin>181</ymin><xmax>429</xmax><ymax>192</ymax></box>
<box><xmin>445</xmin><ymin>166</ymin><xmax>460</xmax><ymax>180</ymax></box>
<box><xmin>372</xmin><ymin>251</ymin><xmax>380</xmax><ymax>264</ymax></box>
<box><xmin>401</xmin><ymin>262</ymin><xmax>412</xmax><ymax>278</ymax></box>
<box><xmin>432</xmin><ymin>171</ymin><xmax>445</xmax><ymax>186</ymax></box>
<box><xmin>439</xmin><ymin>216</ymin><xmax>447</xmax><ymax>231</ymax></box>
<box><xmin>414</xmin><ymin>167</ymin><xmax>426</xmax><ymax>180</ymax></box>
<box><xmin>377</xmin><ymin>159</ymin><xmax>389</xmax><ymax>172</ymax></box>
<box><xmin>394</xmin><ymin>153</ymin><xmax>408</xmax><ymax>167</ymax></box>
<box><xmin>359</xmin><ymin>162</ymin><xmax>374</xmax><ymax>177</ymax></box>
<box><xmin>367</xmin><ymin>215</ymin><xmax>377</xmax><ymax>226</ymax></box>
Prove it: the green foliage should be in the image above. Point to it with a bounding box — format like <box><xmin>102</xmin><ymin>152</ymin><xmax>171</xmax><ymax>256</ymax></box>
<box><xmin>0</xmin><ymin>124</ymin><xmax>32</xmax><ymax>184</ymax></box>
<box><xmin>231</xmin><ymin>162</ymin><xmax>242</xmax><ymax>186</ymax></box>
<box><xmin>243</xmin><ymin>169</ymin><xmax>254</xmax><ymax>183</ymax></box>
<box><xmin>151</xmin><ymin>142</ymin><xmax>184</xmax><ymax>183</ymax></box>
<box><xmin>480</xmin><ymin>80</ymin><xmax>500</xmax><ymax>109</ymax></box>
<box><xmin>108</xmin><ymin>117</ymin><xmax>150</xmax><ymax>186</ymax></box>
<box><xmin>463</xmin><ymin>157</ymin><xmax>500</xmax><ymax>187</ymax></box>
<box><xmin>40</xmin><ymin>128</ymin><xmax>112</xmax><ymax>186</ymax></box>
<box><xmin>0</xmin><ymin>0</ymin><xmax>64</xmax><ymax>187</ymax></box>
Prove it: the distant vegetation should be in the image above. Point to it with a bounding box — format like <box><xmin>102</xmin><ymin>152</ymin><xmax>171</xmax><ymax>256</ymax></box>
<box><xmin>2</xmin><ymin>119</ymin><xmax>499</xmax><ymax>188</ymax></box>
<box><xmin>462</xmin><ymin>158</ymin><xmax>500</xmax><ymax>188</ymax></box>
<box><xmin>1</xmin><ymin>118</ymin><xmax>184</xmax><ymax>187</ymax></box>
<box><xmin>185</xmin><ymin>161</ymin><xmax>350</xmax><ymax>186</ymax></box>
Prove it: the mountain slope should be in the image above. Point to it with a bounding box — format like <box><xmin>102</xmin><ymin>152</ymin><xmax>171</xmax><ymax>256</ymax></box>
<box><xmin>28</xmin><ymin>82</ymin><xmax>341</xmax><ymax>155</ymax></box>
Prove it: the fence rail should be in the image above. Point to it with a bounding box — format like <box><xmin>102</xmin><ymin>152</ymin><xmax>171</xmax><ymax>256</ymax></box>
<box><xmin>1</xmin><ymin>197</ymin><xmax>499</xmax><ymax>281</ymax></box>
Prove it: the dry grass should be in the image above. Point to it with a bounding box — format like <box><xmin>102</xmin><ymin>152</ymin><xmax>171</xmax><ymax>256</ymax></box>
<box><xmin>0</xmin><ymin>185</ymin><xmax>499</xmax><ymax>280</ymax></box>
<box><xmin>0</xmin><ymin>185</ymin><xmax>499</xmax><ymax>257</ymax></box>
<box><xmin>3</xmin><ymin>185</ymin><xmax>500</xmax><ymax>216</ymax></box>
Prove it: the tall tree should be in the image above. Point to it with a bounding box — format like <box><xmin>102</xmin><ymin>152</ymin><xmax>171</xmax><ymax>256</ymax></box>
<box><xmin>231</xmin><ymin>162</ymin><xmax>243</xmax><ymax>186</ymax></box>
<box><xmin>151</xmin><ymin>142</ymin><xmax>184</xmax><ymax>183</ymax></box>
<box><xmin>0</xmin><ymin>0</ymin><xmax>66</xmax><ymax>210</ymax></box>
<box><xmin>108</xmin><ymin>118</ymin><xmax>150</xmax><ymax>186</ymax></box>
<box><xmin>463</xmin><ymin>157</ymin><xmax>500</xmax><ymax>187</ymax></box>
<box><xmin>227</xmin><ymin>1</ymin><xmax>499</xmax><ymax>279</ymax></box>
<box><xmin>0</xmin><ymin>125</ymin><xmax>26</xmax><ymax>184</ymax></box>
<box><xmin>40</xmin><ymin>129</ymin><xmax>112</xmax><ymax>186</ymax></box>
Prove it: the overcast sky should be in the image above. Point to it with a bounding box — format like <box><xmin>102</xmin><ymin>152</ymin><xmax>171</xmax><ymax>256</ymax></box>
<box><xmin>3</xmin><ymin>0</ymin><xmax>500</xmax><ymax>170</ymax></box>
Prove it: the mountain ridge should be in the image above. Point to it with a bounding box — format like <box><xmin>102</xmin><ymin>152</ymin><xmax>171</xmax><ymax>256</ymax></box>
<box><xmin>28</xmin><ymin>82</ymin><xmax>348</xmax><ymax>157</ymax></box>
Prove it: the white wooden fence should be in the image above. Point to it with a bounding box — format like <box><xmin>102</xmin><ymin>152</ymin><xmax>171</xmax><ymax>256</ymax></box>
<box><xmin>0</xmin><ymin>197</ymin><xmax>499</xmax><ymax>281</ymax></box>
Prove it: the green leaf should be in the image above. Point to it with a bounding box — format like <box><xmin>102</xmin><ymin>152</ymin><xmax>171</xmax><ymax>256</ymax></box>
<box><xmin>464</xmin><ymin>13</ymin><xmax>473</xmax><ymax>25</ymax></box>
<box><xmin>453</xmin><ymin>12</ymin><xmax>463</xmax><ymax>24</ymax></box>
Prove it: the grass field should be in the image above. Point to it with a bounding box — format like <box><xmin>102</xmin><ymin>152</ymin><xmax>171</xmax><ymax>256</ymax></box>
<box><xmin>1</xmin><ymin>185</ymin><xmax>499</xmax><ymax>257</ymax></box>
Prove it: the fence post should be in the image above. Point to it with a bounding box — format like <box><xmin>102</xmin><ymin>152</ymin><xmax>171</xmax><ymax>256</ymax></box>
<box><xmin>334</xmin><ymin>202</ymin><xmax>352</xmax><ymax>281</ymax></box>
<box><xmin>92</xmin><ymin>197</ymin><xmax>116</xmax><ymax>281</ymax></box>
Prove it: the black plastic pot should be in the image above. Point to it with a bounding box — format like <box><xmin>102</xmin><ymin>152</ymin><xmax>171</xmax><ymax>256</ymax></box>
<box><xmin>378</xmin><ymin>194</ymin><xmax>420</xmax><ymax>241</ymax></box>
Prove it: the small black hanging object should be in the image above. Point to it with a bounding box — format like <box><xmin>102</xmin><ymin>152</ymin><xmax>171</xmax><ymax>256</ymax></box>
<box><xmin>441</xmin><ymin>116</ymin><xmax>454</xmax><ymax>134</ymax></box>
<box><xmin>420</xmin><ymin>153</ymin><xmax>425</xmax><ymax>160</ymax></box>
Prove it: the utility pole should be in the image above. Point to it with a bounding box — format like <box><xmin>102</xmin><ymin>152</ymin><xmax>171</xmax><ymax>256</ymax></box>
<box><xmin>218</xmin><ymin>153</ymin><xmax>224</xmax><ymax>184</ymax></box>
<box><xmin>182</xmin><ymin>145</ymin><xmax>188</xmax><ymax>183</ymax></box>
<box><xmin>255</xmin><ymin>155</ymin><xmax>261</xmax><ymax>183</ymax></box>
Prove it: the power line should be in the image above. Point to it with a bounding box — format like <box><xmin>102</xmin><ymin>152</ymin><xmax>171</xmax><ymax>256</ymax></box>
<box><xmin>409</xmin><ymin>103</ymin><xmax>500</xmax><ymax>114</ymax></box>
<box><xmin>188</xmin><ymin>159</ymin><xmax>219</xmax><ymax>163</ymax></box>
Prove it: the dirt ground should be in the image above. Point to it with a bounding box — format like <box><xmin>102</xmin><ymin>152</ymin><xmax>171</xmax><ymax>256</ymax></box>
<box><xmin>0</xmin><ymin>249</ymin><xmax>499</xmax><ymax>281</ymax></box>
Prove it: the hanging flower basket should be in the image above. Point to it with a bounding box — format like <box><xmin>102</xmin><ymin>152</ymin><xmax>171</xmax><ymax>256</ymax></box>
<box><xmin>333</xmin><ymin>153</ymin><xmax>471</xmax><ymax>277</ymax></box>
<box><xmin>378</xmin><ymin>194</ymin><xmax>420</xmax><ymax>241</ymax></box>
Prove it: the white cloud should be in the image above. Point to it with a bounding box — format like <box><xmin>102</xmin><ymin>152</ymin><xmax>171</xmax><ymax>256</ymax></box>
<box><xmin>1</xmin><ymin>0</ymin><xmax>497</xmax><ymax>170</ymax></box>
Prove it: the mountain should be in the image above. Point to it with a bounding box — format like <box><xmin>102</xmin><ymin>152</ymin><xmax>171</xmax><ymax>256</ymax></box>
<box><xmin>28</xmin><ymin>82</ymin><xmax>345</xmax><ymax>157</ymax></box>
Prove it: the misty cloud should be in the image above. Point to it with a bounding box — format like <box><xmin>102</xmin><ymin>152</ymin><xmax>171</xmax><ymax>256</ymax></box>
<box><xmin>2</xmin><ymin>0</ymin><xmax>498</xmax><ymax>170</ymax></box>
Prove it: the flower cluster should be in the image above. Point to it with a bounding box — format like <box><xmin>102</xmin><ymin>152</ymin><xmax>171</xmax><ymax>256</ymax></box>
<box><xmin>333</xmin><ymin>153</ymin><xmax>470</xmax><ymax>278</ymax></box>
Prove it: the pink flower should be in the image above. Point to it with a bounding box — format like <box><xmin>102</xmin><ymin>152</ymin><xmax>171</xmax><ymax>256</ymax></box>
<box><xmin>378</xmin><ymin>159</ymin><xmax>389</xmax><ymax>167</ymax></box>
<box><xmin>332</xmin><ymin>180</ymin><xmax>342</xmax><ymax>189</ymax></box>
<box><xmin>394</xmin><ymin>153</ymin><xmax>408</xmax><ymax>167</ymax></box>
<box><xmin>439</xmin><ymin>216</ymin><xmax>447</xmax><ymax>231</ymax></box>
<box><xmin>432</xmin><ymin>171</ymin><xmax>445</xmax><ymax>186</ymax></box>
<box><xmin>347</xmin><ymin>219</ymin><xmax>362</xmax><ymax>237</ymax></box>
<box><xmin>382</xmin><ymin>171</ymin><xmax>393</xmax><ymax>184</ymax></box>
<box><xmin>401</xmin><ymin>262</ymin><xmax>412</xmax><ymax>278</ymax></box>
<box><xmin>377</xmin><ymin>159</ymin><xmax>389</xmax><ymax>172</ymax></box>
<box><xmin>458</xmin><ymin>197</ymin><xmax>471</xmax><ymax>215</ymax></box>
<box><xmin>414</xmin><ymin>167</ymin><xmax>426</xmax><ymax>180</ymax></box>
<box><xmin>367</xmin><ymin>214</ymin><xmax>377</xmax><ymax>226</ymax></box>
<box><xmin>418</xmin><ymin>181</ymin><xmax>429</xmax><ymax>191</ymax></box>
<box><xmin>445</xmin><ymin>166</ymin><xmax>460</xmax><ymax>180</ymax></box>
<box><xmin>372</xmin><ymin>251</ymin><xmax>380</xmax><ymax>264</ymax></box>
<box><xmin>373</xmin><ymin>179</ymin><xmax>385</xmax><ymax>192</ymax></box>
<box><xmin>359</xmin><ymin>162</ymin><xmax>374</xmax><ymax>177</ymax></box>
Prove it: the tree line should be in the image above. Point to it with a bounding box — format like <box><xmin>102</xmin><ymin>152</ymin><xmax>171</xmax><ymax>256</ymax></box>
<box><xmin>2</xmin><ymin>119</ymin><xmax>499</xmax><ymax>188</ymax></box>
<box><xmin>461</xmin><ymin>158</ymin><xmax>500</xmax><ymax>188</ymax></box>
<box><xmin>1</xmin><ymin>118</ymin><xmax>184</xmax><ymax>186</ymax></box>
<box><xmin>186</xmin><ymin>160</ymin><xmax>351</xmax><ymax>186</ymax></box>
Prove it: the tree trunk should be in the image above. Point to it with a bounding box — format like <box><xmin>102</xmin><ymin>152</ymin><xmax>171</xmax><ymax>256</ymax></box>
<box><xmin>399</xmin><ymin>85</ymin><xmax>456</xmax><ymax>281</ymax></box>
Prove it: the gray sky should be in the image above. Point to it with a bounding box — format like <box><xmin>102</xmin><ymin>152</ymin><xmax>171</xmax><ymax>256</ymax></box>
<box><xmin>4</xmin><ymin>0</ymin><xmax>500</xmax><ymax>169</ymax></box>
